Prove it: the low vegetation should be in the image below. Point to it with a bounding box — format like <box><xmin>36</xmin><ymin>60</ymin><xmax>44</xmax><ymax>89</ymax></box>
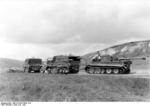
<box><xmin>0</xmin><ymin>73</ymin><xmax>149</xmax><ymax>101</ymax></box>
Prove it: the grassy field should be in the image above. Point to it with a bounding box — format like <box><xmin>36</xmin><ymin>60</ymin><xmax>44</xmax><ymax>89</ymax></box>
<box><xmin>0</xmin><ymin>72</ymin><xmax>150</xmax><ymax>102</ymax></box>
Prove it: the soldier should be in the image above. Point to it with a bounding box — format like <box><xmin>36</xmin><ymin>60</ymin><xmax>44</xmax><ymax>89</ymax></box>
<box><xmin>92</xmin><ymin>51</ymin><xmax>101</xmax><ymax>62</ymax></box>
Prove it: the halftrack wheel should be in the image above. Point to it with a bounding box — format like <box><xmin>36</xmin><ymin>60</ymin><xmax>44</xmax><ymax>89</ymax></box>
<box><xmin>51</xmin><ymin>68</ymin><xmax>58</xmax><ymax>74</ymax></box>
<box><xmin>59</xmin><ymin>68</ymin><xmax>69</xmax><ymax>74</ymax></box>
<box><xmin>24</xmin><ymin>67</ymin><xmax>29</xmax><ymax>73</ymax></box>
<box><xmin>64</xmin><ymin>68</ymin><xmax>69</xmax><ymax>74</ymax></box>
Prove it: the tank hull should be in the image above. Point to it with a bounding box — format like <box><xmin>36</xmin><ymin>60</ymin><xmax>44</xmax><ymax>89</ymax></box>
<box><xmin>84</xmin><ymin>55</ymin><xmax>132</xmax><ymax>74</ymax></box>
<box><xmin>85</xmin><ymin>65</ymin><xmax>130</xmax><ymax>74</ymax></box>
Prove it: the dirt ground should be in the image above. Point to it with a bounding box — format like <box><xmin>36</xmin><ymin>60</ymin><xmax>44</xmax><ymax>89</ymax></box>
<box><xmin>0</xmin><ymin>71</ymin><xmax>150</xmax><ymax>102</ymax></box>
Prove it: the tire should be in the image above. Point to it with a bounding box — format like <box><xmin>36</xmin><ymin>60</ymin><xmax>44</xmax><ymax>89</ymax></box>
<box><xmin>24</xmin><ymin>67</ymin><xmax>29</xmax><ymax>73</ymax></box>
<box><xmin>113</xmin><ymin>69</ymin><xmax>119</xmax><ymax>74</ymax></box>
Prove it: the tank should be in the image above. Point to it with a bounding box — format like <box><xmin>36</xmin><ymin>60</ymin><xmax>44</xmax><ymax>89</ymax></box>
<box><xmin>85</xmin><ymin>52</ymin><xmax>132</xmax><ymax>74</ymax></box>
<box><xmin>44</xmin><ymin>55</ymin><xmax>81</xmax><ymax>74</ymax></box>
<box><xmin>23</xmin><ymin>58</ymin><xmax>43</xmax><ymax>73</ymax></box>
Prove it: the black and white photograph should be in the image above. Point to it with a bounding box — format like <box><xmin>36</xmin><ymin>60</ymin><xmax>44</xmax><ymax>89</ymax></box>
<box><xmin>0</xmin><ymin>0</ymin><xmax>150</xmax><ymax>103</ymax></box>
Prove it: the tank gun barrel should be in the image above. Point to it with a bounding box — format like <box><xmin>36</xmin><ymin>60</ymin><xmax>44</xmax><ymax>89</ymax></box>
<box><xmin>119</xmin><ymin>57</ymin><xmax>146</xmax><ymax>61</ymax></box>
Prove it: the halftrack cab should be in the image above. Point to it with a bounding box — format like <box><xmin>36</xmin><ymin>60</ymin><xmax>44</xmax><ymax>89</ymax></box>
<box><xmin>24</xmin><ymin>58</ymin><xmax>42</xmax><ymax>73</ymax></box>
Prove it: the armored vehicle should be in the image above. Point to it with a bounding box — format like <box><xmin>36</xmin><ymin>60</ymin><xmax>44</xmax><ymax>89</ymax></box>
<box><xmin>24</xmin><ymin>58</ymin><xmax>42</xmax><ymax>73</ymax></box>
<box><xmin>85</xmin><ymin>52</ymin><xmax>132</xmax><ymax>74</ymax></box>
<box><xmin>44</xmin><ymin>55</ymin><xmax>81</xmax><ymax>74</ymax></box>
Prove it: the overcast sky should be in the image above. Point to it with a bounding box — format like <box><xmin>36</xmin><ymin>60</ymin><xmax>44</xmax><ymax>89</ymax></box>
<box><xmin>0</xmin><ymin>0</ymin><xmax>150</xmax><ymax>60</ymax></box>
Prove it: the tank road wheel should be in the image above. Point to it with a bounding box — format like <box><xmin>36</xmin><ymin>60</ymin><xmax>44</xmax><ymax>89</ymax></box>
<box><xmin>96</xmin><ymin>68</ymin><xmax>101</xmax><ymax>74</ymax></box>
<box><xmin>119</xmin><ymin>68</ymin><xmax>125</xmax><ymax>74</ymax></box>
<box><xmin>85</xmin><ymin>67</ymin><xmax>90</xmax><ymax>74</ymax></box>
<box><xmin>89</xmin><ymin>68</ymin><xmax>95</xmax><ymax>74</ymax></box>
<box><xmin>93</xmin><ymin>68</ymin><xmax>97</xmax><ymax>74</ymax></box>
<box><xmin>51</xmin><ymin>68</ymin><xmax>58</xmax><ymax>74</ymax></box>
<box><xmin>101</xmin><ymin>68</ymin><xmax>105</xmax><ymax>74</ymax></box>
<box><xmin>106</xmin><ymin>68</ymin><xmax>112</xmax><ymax>74</ymax></box>
<box><xmin>94</xmin><ymin>68</ymin><xmax>97</xmax><ymax>74</ymax></box>
<box><xmin>94</xmin><ymin>68</ymin><xmax>100</xmax><ymax>74</ymax></box>
<box><xmin>97</xmin><ymin>68</ymin><xmax>101</xmax><ymax>74</ymax></box>
<box><xmin>125</xmin><ymin>69</ymin><xmax>130</xmax><ymax>74</ymax></box>
<box><xmin>113</xmin><ymin>69</ymin><xmax>119</xmax><ymax>74</ymax></box>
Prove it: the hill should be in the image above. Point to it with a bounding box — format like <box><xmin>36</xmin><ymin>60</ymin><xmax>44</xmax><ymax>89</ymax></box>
<box><xmin>82</xmin><ymin>40</ymin><xmax>150</xmax><ymax>72</ymax></box>
<box><xmin>83</xmin><ymin>40</ymin><xmax>150</xmax><ymax>59</ymax></box>
<box><xmin>0</xmin><ymin>58</ymin><xmax>23</xmax><ymax>72</ymax></box>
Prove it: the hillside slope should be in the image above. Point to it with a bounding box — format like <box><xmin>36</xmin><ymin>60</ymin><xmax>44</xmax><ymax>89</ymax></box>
<box><xmin>82</xmin><ymin>40</ymin><xmax>150</xmax><ymax>72</ymax></box>
<box><xmin>83</xmin><ymin>40</ymin><xmax>150</xmax><ymax>59</ymax></box>
<box><xmin>0</xmin><ymin>58</ymin><xmax>23</xmax><ymax>71</ymax></box>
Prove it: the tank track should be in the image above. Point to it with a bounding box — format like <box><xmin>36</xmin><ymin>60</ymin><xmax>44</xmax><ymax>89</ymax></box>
<box><xmin>85</xmin><ymin>66</ymin><xmax>129</xmax><ymax>74</ymax></box>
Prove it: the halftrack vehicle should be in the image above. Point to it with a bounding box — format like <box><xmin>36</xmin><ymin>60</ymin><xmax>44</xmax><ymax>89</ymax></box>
<box><xmin>44</xmin><ymin>55</ymin><xmax>81</xmax><ymax>74</ymax></box>
<box><xmin>24</xmin><ymin>58</ymin><xmax>42</xmax><ymax>73</ymax></box>
<box><xmin>85</xmin><ymin>52</ymin><xmax>132</xmax><ymax>74</ymax></box>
